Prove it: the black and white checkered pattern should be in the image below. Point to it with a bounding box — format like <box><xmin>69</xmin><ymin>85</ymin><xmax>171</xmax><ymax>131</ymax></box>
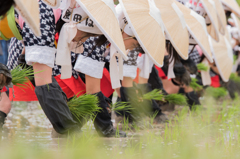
<box><xmin>8</xmin><ymin>0</ymin><xmax>78</xmax><ymax>78</ymax></box>
<box><xmin>52</xmin><ymin>52</ymin><xmax>79</xmax><ymax>79</ymax></box>
<box><xmin>20</xmin><ymin>0</ymin><xmax>56</xmax><ymax>49</ymax></box>
<box><xmin>7</xmin><ymin>38</ymin><xmax>24</xmax><ymax>70</ymax></box>
<box><xmin>7</xmin><ymin>37</ymin><xmax>79</xmax><ymax>78</ymax></box>
<box><xmin>189</xmin><ymin>48</ymin><xmax>201</xmax><ymax>64</ymax></box>
<box><xmin>81</xmin><ymin>36</ymin><xmax>109</xmax><ymax>62</ymax></box>
<box><xmin>14</xmin><ymin>13</ymin><xmax>23</xmax><ymax>37</ymax></box>
<box><xmin>123</xmin><ymin>49</ymin><xmax>139</xmax><ymax>66</ymax></box>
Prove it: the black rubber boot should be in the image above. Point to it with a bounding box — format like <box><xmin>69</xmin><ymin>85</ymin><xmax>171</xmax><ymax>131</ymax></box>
<box><xmin>186</xmin><ymin>91</ymin><xmax>201</xmax><ymax>110</ymax></box>
<box><xmin>222</xmin><ymin>80</ymin><xmax>237</xmax><ymax>100</ymax></box>
<box><xmin>148</xmin><ymin>66</ymin><xmax>168</xmax><ymax>95</ymax></box>
<box><xmin>0</xmin><ymin>111</ymin><xmax>6</xmax><ymax>127</ymax></box>
<box><xmin>137</xmin><ymin>83</ymin><xmax>168</xmax><ymax>123</ymax></box>
<box><xmin>0</xmin><ymin>111</ymin><xmax>7</xmax><ymax>138</ymax></box>
<box><xmin>94</xmin><ymin>92</ymin><xmax>126</xmax><ymax>137</ymax></box>
<box><xmin>115</xmin><ymin>87</ymin><xmax>139</xmax><ymax>123</ymax></box>
<box><xmin>35</xmin><ymin>82</ymin><xmax>80</xmax><ymax>135</ymax></box>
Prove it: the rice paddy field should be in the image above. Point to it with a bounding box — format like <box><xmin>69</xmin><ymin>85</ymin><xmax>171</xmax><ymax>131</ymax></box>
<box><xmin>1</xmin><ymin>92</ymin><xmax>240</xmax><ymax>159</ymax></box>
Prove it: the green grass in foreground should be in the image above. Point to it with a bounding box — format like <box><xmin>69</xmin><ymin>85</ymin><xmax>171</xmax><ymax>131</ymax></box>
<box><xmin>2</xmin><ymin>96</ymin><xmax>240</xmax><ymax>159</ymax></box>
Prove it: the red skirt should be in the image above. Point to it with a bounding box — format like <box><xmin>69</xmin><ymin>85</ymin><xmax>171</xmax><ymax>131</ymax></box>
<box><xmin>1</xmin><ymin>87</ymin><xmax>7</xmax><ymax>93</ymax></box>
<box><xmin>9</xmin><ymin>68</ymin><xmax>114</xmax><ymax>101</ymax></box>
<box><xmin>9</xmin><ymin>76</ymin><xmax>86</xmax><ymax>101</ymax></box>
<box><xmin>155</xmin><ymin>65</ymin><xmax>168</xmax><ymax>80</ymax></box>
<box><xmin>211</xmin><ymin>75</ymin><xmax>220</xmax><ymax>88</ymax></box>
<box><xmin>101</xmin><ymin>68</ymin><xmax>114</xmax><ymax>97</ymax></box>
<box><xmin>9</xmin><ymin>81</ymin><xmax>38</xmax><ymax>101</ymax></box>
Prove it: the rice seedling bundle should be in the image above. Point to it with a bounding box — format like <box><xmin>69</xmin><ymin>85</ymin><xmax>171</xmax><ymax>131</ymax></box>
<box><xmin>143</xmin><ymin>89</ymin><xmax>187</xmax><ymax>105</ymax></box>
<box><xmin>67</xmin><ymin>94</ymin><xmax>101</xmax><ymax>121</ymax></box>
<box><xmin>197</xmin><ymin>63</ymin><xmax>208</xmax><ymax>71</ymax></box>
<box><xmin>143</xmin><ymin>89</ymin><xmax>164</xmax><ymax>101</ymax></box>
<box><xmin>190</xmin><ymin>78</ymin><xmax>203</xmax><ymax>90</ymax></box>
<box><xmin>112</xmin><ymin>101</ymin><xmax>134</xmax><ymax>115</ymax></box>
<box><xmin>205</xmin><ymin>87</ymin><xmax>227</xmax><ymax>99</ymax></box>
<box><xmin>10</xmin><ymin>65</ymin><xmax>35</xmax><ymax>88</ymax></box>
<box><xmin>229</xmin><ymin>73</ymin><xmax>240</xmax><ymax>84</ymax></box>
<box><xmin>164</xmin><ymin>94</ymin><xmax>187</xmax><ymax>105</ymax></box>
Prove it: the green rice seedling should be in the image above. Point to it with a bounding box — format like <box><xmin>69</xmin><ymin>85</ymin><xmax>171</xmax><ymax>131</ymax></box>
<box><xmin>142</xmin><ymin>89</ymin><xmax>187</xmax><ymax>105</ymax></box>
<box><xmin>68</xmin><ymin>94</ymin><xmax>101</xmax><ymax>122</ymax></box>
<box><xmin>150</xmin><ymin>111</ymin><xmax>159</xmax><ymax>125</ymax></box>
<box><xmin>190</xmin><ymin>78</ymin><xmax>203</xmax><ymax>91</ymax></box>
<box><xmin>111</xmin><ymin>101</ymin><xmax>134</xmax><ymax>115</ymax></box>
<box><xmin>122</xmin><ymin>117</ymin><xmax>130</xmax><ymax>131</ymax></box>
<box><xmin>229</xmin><ymin>73</ymin><xmax>240</xmax><ymax>84</ymax></box>
<box><xmin>234</xmin><ymin>54</ymin><xmax>238</xmax><ymax>64</ymax></box>
<box><xmin>5</xmin><ymin>87</ymin><xmax>240</xmax><ymax>159</ymax></box>
<box><xmin>164</xmin><ymin>93</ymin><xmax>188</xmax><ymax>105</ymax></box>
<box><xmin>143</xmin><ymin>89</ymin><xmax>164</xmax><ymax>101</ymax></box>
<box><xmin>205</xmin><ymin>87</ymin><xmax>227</xmax><ymax>99</ymax></box>
<box><xmin>197</xmin><ymin>63</ymin><xmax>208</xmax><ymax>71</ymax></box>
<box><xmin>11</xmin><ymin>65</ymin><xmax>43</xmax><ymax>89</ymax></box>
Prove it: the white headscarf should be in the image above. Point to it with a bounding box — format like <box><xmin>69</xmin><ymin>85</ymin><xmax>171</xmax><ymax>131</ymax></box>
<box><xmin>115</xmin><ymin>4</ymin><xmax>134</xmax><ymax>37</ymax></box>
<box><xmin>56</xmin><ymin>0</ymin><xmax>103</xmax><ymax>79</ymax></box>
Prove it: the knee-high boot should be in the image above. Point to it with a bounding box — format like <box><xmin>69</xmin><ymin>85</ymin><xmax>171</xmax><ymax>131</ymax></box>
<box><xmin>94</xmin><ymin>92</ymin><xmax>126</xmax><ymax>137</ymax></box>
<box><xmin>148</xmin><ymin>66</ymin><xmax>168</xmax><ymax>95</ymax></box>
<box><xmin>186</xmin><ymin>91</ymin><xmax>201</xmax><ymax>110</ymax></box>
<box><xmin>137</xmin><ymin>83</ymin><xmax>168</xmax><ymax>123</ymax></box>
<box><xmin>115</xmin><ymin>86</ymin><xmax>139</xmax><ymax>122</ymax></box>
<box><xmin>0</xmin><ymin>111</ymin><xmax>7</xmax><ymax>139</ymax></box>
<box><xmin>35</xmin><ymin>81</ymin><xmax>80</xmax><ymax>134</ymax></box>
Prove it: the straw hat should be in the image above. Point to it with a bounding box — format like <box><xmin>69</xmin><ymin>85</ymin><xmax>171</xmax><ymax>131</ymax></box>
<box><xmin>221</xmin><ymin>0</ymin><xmax>240</xmax><ymax>18</ymax></box>
<box><xmin>209</xmin><ymin>34</ymin><xmax>233</xmax><ymax>82</ymax></box>
<box><xmin>175</xmin><ymin>1</ymin><xmax>213</xmax><ymax>62</ymax></box>
<box><xmin>212</xmin><ymin>0</ymin><xmax>227</xmax><ymax>35</ymax></box>
<box><xmin>155</xmin><ymin>0</ymin><xmax>189</xmax><ymax>60</ymax></box>
<box><xmin>200</xmin><ymin>0</ymin><xmax>220</xmax><ymax>42</ymax></box>
<box><xmin>14</xmin><ymin>0</ymin><xmax>41</xmax><ymax>36</ymax></box>
<box><xmin>118</xmin><ymin>0</ymin><xmax>165</xmax><ymax>67</ymax></box>
<box><xmin>76</xmin><ymin>0</ymin><xmax>127</xmax><ymax>60</ymax></box>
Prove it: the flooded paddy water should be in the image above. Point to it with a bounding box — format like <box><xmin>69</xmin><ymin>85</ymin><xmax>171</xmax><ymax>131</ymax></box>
<box><xmin>1</xmin><ymin>96</ymin><xmax>240</xmax><ymax>158</ymax></box>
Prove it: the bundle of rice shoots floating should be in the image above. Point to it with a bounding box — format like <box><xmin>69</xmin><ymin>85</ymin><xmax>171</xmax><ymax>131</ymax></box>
<box><xmin>164</xmin><ymin>94</ymin><xmax>187</xmax><ymax>105</ymax></box>
<box><xmin>197</xmin><ymin>63</ymin><xmax>209</xmax><ymax>71</ymax></box>
<box><xmin>190</xmin><ymin>78</ymin><xmax>203</xmax><ymax>91</ymax></box>
<box><xmin>205</xmin><ymin>87</ymin><xmax>227</xmax><ymax>99</ymax></box>
<box><xmin>10</xmin><ymin>65</ymin><xmax>39</xmax><ymax>89</ymax></box>
<box><xmin>68</xmin><ymin>94</ymin><xmax>101</xmax><ymax>122</ymax></box>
